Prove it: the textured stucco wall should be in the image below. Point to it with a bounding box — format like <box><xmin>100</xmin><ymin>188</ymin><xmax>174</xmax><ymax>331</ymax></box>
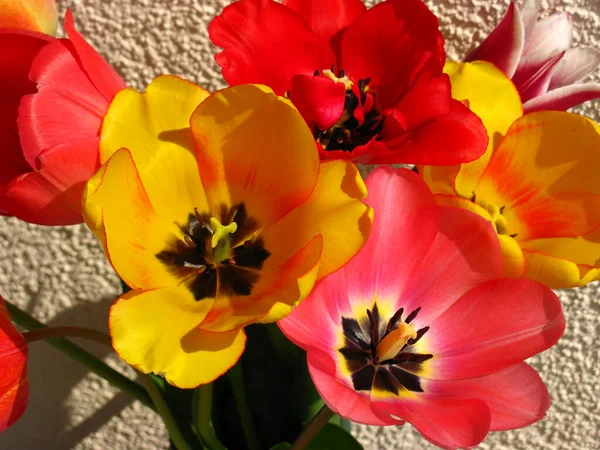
<box><xmin>0</xmin><ymin>0</ymin><xmax>599</xmax><ymax>449</ymax></box>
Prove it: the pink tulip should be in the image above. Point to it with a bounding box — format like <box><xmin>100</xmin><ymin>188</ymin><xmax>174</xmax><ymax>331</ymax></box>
<box><xmin>465</xmin><ymin>0</ymin><xmax>600</xmax><ymax>112</ymax></box>
<box><xmin>0</xmin><ymin>0</ymin><xmax>57</xmax><ymax>35</ymax></box>
<box><xmin>279</xmin><ymin>167</ymin><xmax>565</xmax><ymax>449</ymax></box>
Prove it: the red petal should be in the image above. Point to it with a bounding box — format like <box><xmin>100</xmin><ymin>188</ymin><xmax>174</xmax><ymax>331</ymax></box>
<box><xmin>209</xmin><ymin>0</ymin><xmax>331</xmax><ymax>95</ymax></box>
<box><xmin>371</xmin><ymin>98</ymin><xmax>488</xmax><ymax>165</ymax></box>
<box><xmin>344</xmin><ymin>167</ymin><xmax>439</xmax><ymax>303</ymax></box>
<box><xmin>0</xmin><ymin>296</ymin><xmax>29</xmax><ymax>432</ymax></box>
<box><xmin>400</xmin><ymin>206</ymin><xmax>502</xmax><ymax>325</ymax></box>
<box><xmin>423</xmin><ymin>363</ymin><xmax>551</xmax><ymax>432</ymax></box>
<box><xmin>63</xmin><ymin>10</ymin><xmax>125</xmax><ymax>100</ymax></box>
<box><xmin>18</xmin><ymin>38</ymin><xmax>108</xmax><ymax>167</ymax></box>
<box><xmin>307</xmin><ymin>350</ymin><xmax>398</xmax><ymax>426</ymax></box>
<box><xmin>282</xmin><ymin>0</ymin><xmax>366</xmax><ymax>46</ymax></box>
<box><xmin>0</xmin><ymin>138</ymin><xmax>98</xmax><ymax>225</ymax></box>
<box><xmin>376</xmin><ymin>396</ymin><xmax>490</xmax><ymax>449</ymax></box>
<box><xmin>425</xmin><ymin>279</ymin><xmax>565</xmax><ymax>380</ymax></box>
<box><xmin>465</xmin><ymin>2</ymin><xmax>525</xmax><ymax>78</ymax></box>
<box><xmin>338</xmin><ymin>0</ymin><xmax>444</xmax><ymax>109</ymax></box>
<box><xmin>288</xmin><ymin>74</ymin><xmax>346</xmax><ymax>131</ymax></box>
<box><xmin>0</xmin><ymin>30</ymin><xmax>51</xmax><ymax>185</ymax></box>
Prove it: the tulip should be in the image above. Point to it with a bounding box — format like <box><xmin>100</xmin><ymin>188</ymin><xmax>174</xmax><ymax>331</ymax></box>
<box><xmin>0</xmin><ymin>0</ymin><xmax>57</xmax><ymax>35</ymax></box>
<box><xmin>279</xmin><ymin>167</ymin><xmax>564</xmax><ymax>449</ymax></box>
<box><xmin>421</xmin><ymin>61</ymin><xmax>600</xmax><ymax>288</ymax></box>
<box><xmin>465</xmin><ymin>0</ymin><xmax>600</xmax><ymax>112</ymax></box>
<box><xmin>209</xmin><ymin>0</ymin><xmax>487</xmax><ymax>165</ymax></box>
<box><xmin>0</xmin><ymin>11</ymin><xmax>125</xmax><ymax>225</ymax></box>
<box><xmin>0</xmin><ymin>295</ymin><xmax>28</xmax><ymax>432</ymax></box>
<box><xmin>83</xmin><ymin>77</ymin><xmax>372</xmax><ymax>388</ymax></box>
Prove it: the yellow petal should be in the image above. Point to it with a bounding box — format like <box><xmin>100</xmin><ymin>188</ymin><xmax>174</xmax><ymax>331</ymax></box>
<box><xmin>521</xmin><ymin>250</ymin><xmax>582</xmax><ymax>289</ymax></box>
<box><xmin>476</xmin><ymin>111</ymin><xmax>600</xmax><ymax>241</ymax></box>
<box><xmin>418</xmin><ymin>165</ymin><xmax>460</xmax><ymax>195</ymax></box>
<box><xmin>110</xmin><ymin>287</ymin><xmax>245</xmax><ymax>388</ymax></box>
<box><xmin>444</xmin><ymin>61</ymin><xmax>523</xmax><ymax>197</ymax></box>
<box><xmin>433</xmin><ymin>194</ymin><xmax>493</xmax><ymax>223</ymax></box>
<box><xmin>261</xmin><ymin>160</ymin><xmax>372</xmax><ymax>280</ymax></box>
<box><xmin>83</xmin><ymin>148</ymin><xmax>182</xmax><ymax>290</ymax></box>
<box><xmin>190</xmin><ymin>84</ymin><xmax>320</xmax><ymax>228</ymax></box>
<box><xmin>100</xmin><ymin>75</ymin><xmax>211</xmax><ymax>225</ymax></box>
<box><xmin>497</xmin><ymin>234</ymin><xmax>525</xmax><ymax>278</ymax></box>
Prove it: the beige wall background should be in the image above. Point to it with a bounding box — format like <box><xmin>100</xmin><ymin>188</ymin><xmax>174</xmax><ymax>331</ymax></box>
<box><xmin>0</xmin><ymin>0</ymin><xmax>598</xmax><ymax>448</ymax></box>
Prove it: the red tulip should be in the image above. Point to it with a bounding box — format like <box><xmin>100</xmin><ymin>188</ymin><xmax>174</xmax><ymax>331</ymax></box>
<box><xmin>0</xmin><ymin>10</ymin><xmax>125</xmax><ymax>225</ymax></box>
<box><xmin>210</xmin><ymin>0</ymin><xmax>487</xmax><ymax>165</ymax></box>
<box><xmin>279</xmin><ymin>167</ymin><xmax>565</xmax><ymax>449</ymax></box>
<box><xmin>0</xmin><ymin>295</ymin><xmax>28</xmax><ymax>432</ymax></box>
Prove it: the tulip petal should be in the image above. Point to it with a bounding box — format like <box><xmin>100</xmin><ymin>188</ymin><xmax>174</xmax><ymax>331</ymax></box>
<box><xmin>83</xmin><ymin>148</ymin><xmax>184</xmax><ymax>290</ymax></box>
<box><xmin>443</xmin><ymin>61</ymin><xmax>523</xmax><ymax>198</ymax></box>
<box><xmin>0</xmin><ymin>0</ymin><xmax>57</xmax><ymax>35</ymax></box>
<box><xmin>100</xmin><ymin>75</ymin><xmax>210</xmax><ymax>225</ymax></box>
<box><xmin>63</xmin><ymin>10</ymin><xmax>125</xmax><ymax>99</ymax></box>
<box><xmin>523</xmin><ymin>82</ymin><xmax>600</xmax><ymax>112</ymax></box>
<box><xmin>110</xmin><ymin>287</ymin><xmax>245</xmax><ymax>388</ymax></box>
<box><xmin>288</xmin><ymin>74</ymin><xmax>346</xmax><ymax>131</ymax></box>
<box><xmin>520</xmin><ymin>248</ymin><xmax>583</xmax><ymax>289</ymax></box>
<box><xmin>549</xmin><ymin>47</ymin><xmax>600</xmax><ymax>89</ymax></box>
<box><xmin>0</xmin><ymin>296</ymin><xmax>29</xmax><ymax>432</ymax></box>
<box><xmin>521</xmin><ymin>0</ymin><xmax>540</xmax><ymax>37</ymax></box>
<box><xmin>209</xmin><ymin>0</ymin><xmax>329</xmax><ymax>95</ymax></box>
<box><xmin>307</xmin><ymin>350</ymin><xmax>398</xmax><ymax>426</ymax></box>
<box><xmin>375</xmin><ymin>396</ymin><xmax>490</xmax><ymax>449</ymax></box>
<box><xmin>261</xmin><ymin>160</ymin><xmax>371</xmax><ymax>279</ymax></box>
<box><xmin>464</xmin><ymin>2</ymin><xmax>524</xmax><ymax>78</ymax></box>
<box><xmin>191</xmin><ymin>84</ymin><xmax>320</xmax><ymax>229</ymax></box>
<box><xmin>477</xmin><ymin>111</ymin><xmax>600</xmax><ymax>240</ymax></box>
<box><xmin>522</xmin><ymin>13</ymin><xmax>572</xmax><ymax>57</ymax></box>
<box><xmin>282</xmin><ymin>0</ymin><xmax>366</xmax><ymax>46</ymax></box>
<box><xmin>400</xmin><ymin>205</ymin><xmax>502</xmax><ymax>325</ymax></box>
<box><xmin>338</xmin><ymin>0</ymin><xmax>444</xmax><ymax>109</ymax></box>
<box><xmin>424</xmin><ymin>279</ymin><xmax>565</xmax><ymax>380</ymax></box>
<box><xmin>18</xmin><ymin>38</ymin><xmax>107</xmax><ymax>167</ymax></box>
<box><xmin>512</xmin><ymin>51</ymin><xmax>564</xmax><ymax>102</ymax></box>
<box><xmin>422</xmin><ymin>363</ymin><xmax>550</xmax><ymax>432</ymax></box>
<box><xmin>497</xmin><ymin>234</ymin><xmax>525</xmax><ymax>278</ymax></box>
<box><xmin>343</xmin><ymin>167</ymin><xmax>439</xmax><ymax>305</ymax></box>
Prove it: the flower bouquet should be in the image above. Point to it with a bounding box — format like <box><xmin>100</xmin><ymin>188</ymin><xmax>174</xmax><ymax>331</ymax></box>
<box><xmin>1</xmin><ymin>0</ymin><xmax>599</xmax><ymax>449</ymax></box>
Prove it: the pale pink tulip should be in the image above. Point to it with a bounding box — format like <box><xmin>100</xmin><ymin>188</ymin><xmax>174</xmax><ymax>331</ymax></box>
<box><xmin>466</xmin><ymin>0</ymin><xmax>600</xmax><ymax>112</ymax></box>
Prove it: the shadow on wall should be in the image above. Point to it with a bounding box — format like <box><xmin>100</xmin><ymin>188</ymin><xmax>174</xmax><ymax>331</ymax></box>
<box><xmin>0</xmin><ymin>294</ymin><xmax>133</xmax><ymax>450</ymax></box>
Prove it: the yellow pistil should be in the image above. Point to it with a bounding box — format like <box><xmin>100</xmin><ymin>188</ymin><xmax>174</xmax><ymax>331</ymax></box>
<box><xmin>322</xmin><ymin>69</ymin><xmax>353</xmax><ymax>90</ymax></box>
<box><xmin>376</xmin><ymin>322</ymin><xmax>417</xmax><ymax>362</ymax></box>
<box><xmin>210</xmin><ymin>217</ymin><xmax>237</xmax><ymax>262</ymax></box>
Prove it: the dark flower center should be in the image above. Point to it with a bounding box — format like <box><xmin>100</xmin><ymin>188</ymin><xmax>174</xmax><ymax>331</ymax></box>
<box><xmin>314</xmin><ymin>68</ymin><xmax>383</xmax><ymax>152</ymax></box>
<box><xmin>157</xmin><ymin>203</ymin><xmax>270</xmax><ymax>301</ymax></box>
<box><xmin>339</xmin><ymin>303</ymin><xmax>432</xmax><ymax>395</ymax></box>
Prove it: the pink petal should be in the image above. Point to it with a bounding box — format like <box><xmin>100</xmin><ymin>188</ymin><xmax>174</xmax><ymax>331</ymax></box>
<box><xmin>425</xmin><ymin>279</ymin><xmax>565</xmax><ymax>380</ymax></box>
<box><xmin>278</xmin><ymin>267</ymin><xmax>351</xmax><ymax>354</ymax></box>
<box><xmin>423</xmin><ymin>363</ymin><xmax>550</xmax><ymax>431</ymax></box>
<box><xmin>399</xmin><ymin>206</ymin><xmax>502</xmax><ymax>326</ymax></box>
<box><xmin>465</xmin><ymin>2</ymin><xmax>525</xmax><ymax>78</ymax></box>
<box><xmin>376</xmin><ymin>396</ymin><xmax>491</xmax><ymax>449</ymax></box>
<box><xmin>288</xmin><ymin>74</ymin><xmax>346</xmax><ymax>130</ymax></box>
<box><xmin>63</xmin><ymin>10</ymin><xmax>125</xmax><ymax>100</ymax></box>
<box><xmin>520</xmin><ymin>0</ymin><xmax>540</xmax><ymax>38</ymax></box>
<box><xmin>523</xmin><ymin>12</ymin><xmax>572</xmax><ymax>57</ymax></box>
<box><xmin>343</xmin><ymin>167</ymin><xmax>439</xmax><ymax>304</ymax></box>
<box><xmin>512</xmin><ymin>51</ymin><xmax>564</xmax><ymax>102</ymax></box>
<box><xmin>549</xmin><ymin>47</ymin><xmax>600</xmax><ymax>89</ymax></box>
<box><xmin>282</xmin><ymin>0</ymin><xmax>366</xmax><ymax>46</ymax></box>
<box><xmin>18</xmin><ymin>38</ymin><xmax>108</xmax><ymax>167</ymax></box>
<box><xmin>523</xmin><ymin>82</ymin><xmax>600</xmax><ymax>112</ymax></box>
<box><xmin>307</xmin><ymin>350</ymin><xmax>398</xmax><ymax>426</ymax></box>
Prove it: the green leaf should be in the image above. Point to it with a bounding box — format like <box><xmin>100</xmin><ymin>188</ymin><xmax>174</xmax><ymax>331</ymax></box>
<box><xmin>309</xmin><ymin>423</ymin><xmax>363</xmax><ymax>450</ymax></box>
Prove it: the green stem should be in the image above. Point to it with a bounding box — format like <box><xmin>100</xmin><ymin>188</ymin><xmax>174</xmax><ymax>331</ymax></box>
<box><xmin>6</xmin><ymin>300</ymin><xmax>156</xmax><ymax>412</ymax></box>
<box><xmin>23</xmin><ymin>326</ymin><xmax>111</xmax><ymax>346</ymax></box>
<box><xmin>193</xmin><ymin>384</ymin><xmax>226</xmax><ymax>450</ymax></box>
<box><xmin>140</xmin><ymin>375</ymin><xmax>194</xmax><ymax>450</ymax></box>
<box><xmin>290</xmin><ymin>405</ymin><xmax>335</xmax><ymax>450</ymax></box>
<box><xmin>227</xmin><ymin>362</ymin><xmax>261</xmax><ymax>450</ymax></box>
